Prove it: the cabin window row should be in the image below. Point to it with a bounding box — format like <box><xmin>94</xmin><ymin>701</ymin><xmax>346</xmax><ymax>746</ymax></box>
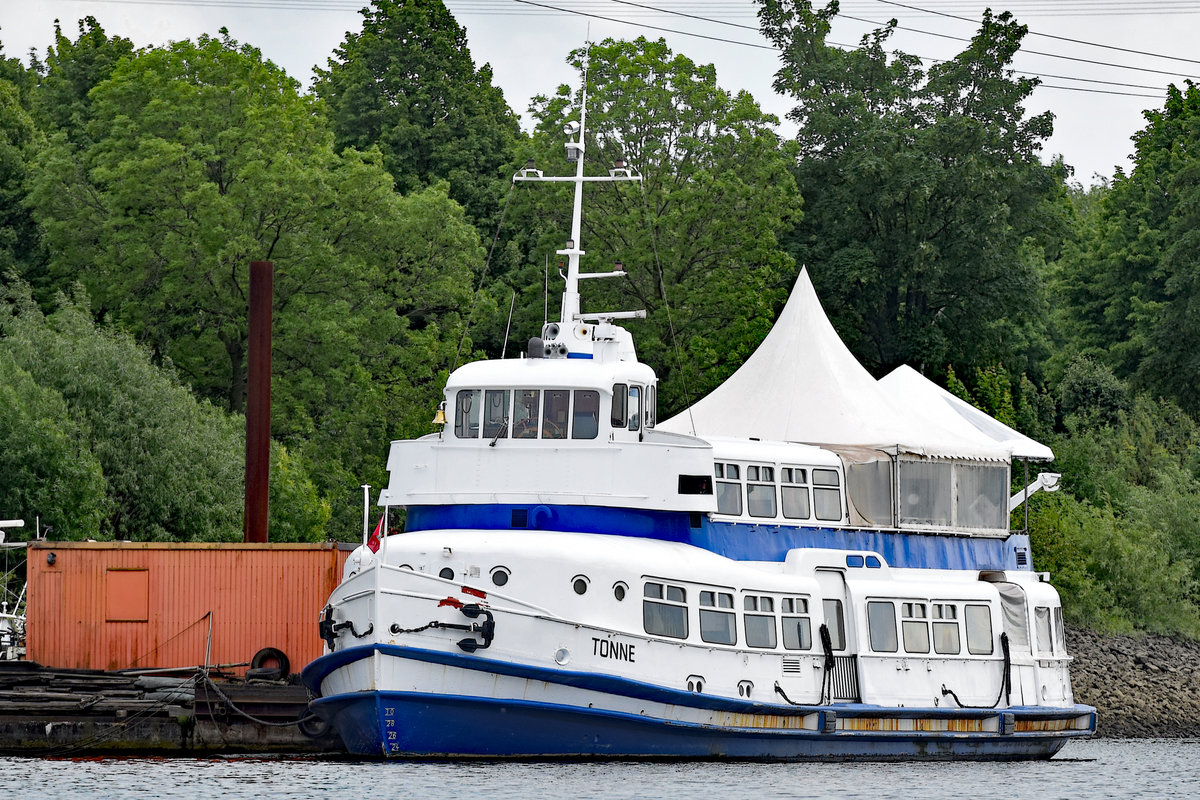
<box><xmin>643</xmin><ymin>582</ymin><xmax>818</xmax><ymax>651</ymax></box>
<box><xmin>454</xmin><ymin>388</ymin><xmax>601</xmax><ymax>440</ymax></box>
<box><xmin>714</xmin><ymin>462</ymin><xmax>843</xmax><ymax>521</ymax></box>
<box><xmin>866</xmin><ymin>600</ymin><xmax>994</xmax><ymax>656</ymax></box>
<box><xmin>455</xmin><ymin>384</ymin><xmax>657</xmax><ymax>440</ymax></box>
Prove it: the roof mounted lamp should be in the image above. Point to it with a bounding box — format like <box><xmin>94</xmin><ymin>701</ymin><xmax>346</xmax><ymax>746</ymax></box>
<box><xmin>609</xmin><ymin>157</ymin><xmax>631</xmax><ymax>178</ymax></box>
<box><xmin>518</xmin><ymin>158</ymin><xmax>543</xmax><ymax>179</ymax></box>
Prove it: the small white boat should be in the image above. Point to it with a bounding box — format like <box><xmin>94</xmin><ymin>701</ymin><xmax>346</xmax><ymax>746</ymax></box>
<box><xmin>302</xmin><ymin>85</ymin><xmax>1095</xmax><ymax>760</ymax></box>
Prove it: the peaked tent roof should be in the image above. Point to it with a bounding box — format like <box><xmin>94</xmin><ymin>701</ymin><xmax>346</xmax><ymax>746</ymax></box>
<box><xmin>879</xmin><ymin>365</ymin><xmax>1054</xmax><ymax>462</ymax></box>
<box><xmin>658</xmin><ymin>268</ymin><xmax>1010</xmax><ymax>461</ymax></box>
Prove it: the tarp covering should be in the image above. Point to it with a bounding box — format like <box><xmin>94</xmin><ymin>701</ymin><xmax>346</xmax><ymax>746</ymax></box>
<box><xmin>879</xmin><ymin>365</ymin><xmax>1054</xmax><ymax>462</ymax></box>
<box><xmin>659</xmin><ymin>269</ymin><xmax>1011</xmax><ymax>461</ymax></box>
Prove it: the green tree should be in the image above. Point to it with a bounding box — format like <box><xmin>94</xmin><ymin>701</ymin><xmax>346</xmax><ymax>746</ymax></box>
<box><xmin>1055</xmin><ymin>83</ymin><xmax>1200</xmax><ymax>414</ymax></box>
<box><xmin>1</xmin><ymin>279</ymin><xmax>331</xmax><ymax>542</ymax></box>
<box><xmin>315</xmin><ymin>0</ymin><xmax>520</xmax><ymax>226</ymax></box>
<box><xmin>31</xmin><ymin>17</ymin><xmax>135</xmax><ymax>142</ymax></box>
<box><xmin>0</xmin><ymin>346</ymin><xmax>109</xmax><ymax>540</ymax></box>
<box><xmin>0</xmin><ymin>42</ymin><xmax>42</xmax><ymax>282</ymax></box>
<box><xmin>759</xmin><ymin>2</ymin><xmax>1068</xmax><ymax>375</ymax></box>
<box><xmin>517</xmin><ymin>37</ymin><xmax>800</xmax><ymax>413</ymax></box>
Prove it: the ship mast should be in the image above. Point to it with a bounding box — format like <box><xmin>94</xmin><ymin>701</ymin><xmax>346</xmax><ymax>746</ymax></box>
<box><xmin>512</xmin><ymin>74</ymin><xmax>643</xmax><ymax>359</ymax></box>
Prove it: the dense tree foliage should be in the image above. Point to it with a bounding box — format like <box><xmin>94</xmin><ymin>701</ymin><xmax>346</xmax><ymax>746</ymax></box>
<box><xmin>315</xmin><ymin>0</ymin><xmax>520</xmax><ymax>227</ymax></box>
<box><xmin>759</xmin><ymin>1</ymin><xmax>1069</xmax><ymax>376</ymax></box>
<box><xmin>0</xmin><ymin>279</ymin><xmax>328</xmax><ymax>541</ymax></box>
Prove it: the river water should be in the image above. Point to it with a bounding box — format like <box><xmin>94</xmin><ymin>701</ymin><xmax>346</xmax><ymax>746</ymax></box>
<box><xmin>3</xmin><ymin>739</ymin><xmax>1196</xmax><ymax>798</ymax></box>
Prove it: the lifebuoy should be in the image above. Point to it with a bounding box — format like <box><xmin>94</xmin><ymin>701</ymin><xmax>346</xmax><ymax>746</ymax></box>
<box><xmin>250</xmin><ymin>646</ymin><xmax>290</xmax><ymax>677</ymax></box>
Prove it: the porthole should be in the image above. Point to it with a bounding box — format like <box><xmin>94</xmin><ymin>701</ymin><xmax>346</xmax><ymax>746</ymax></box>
<box><xmin>438</xmin><ymin>567</ymin><xmax>455</xmax><ymax>580</ymax></box>
<box><xmin>491</xmin><ymin>567</ymin><xmax>510</xmax><ymax>587</ymax></box>
<box><xmin>613</xmin><ymin>582</ymin><xmax>627</xmax><ymax>601</ymax></box>
<box><xmin>572</xmin><ymin>575</ymin><xmax>589</xmax><ymax>595</ymax></box>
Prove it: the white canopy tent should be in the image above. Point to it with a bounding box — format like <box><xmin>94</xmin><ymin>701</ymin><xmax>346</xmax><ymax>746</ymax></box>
<box><xmin>659</xmin><ymin>268</ymin><xmax>1010</xmax><ymax>462</ymax></box>
<box><xmin>878</xmin><ymin>365</ymin><xmax>1054</xmax><ymax>462</ymax></box>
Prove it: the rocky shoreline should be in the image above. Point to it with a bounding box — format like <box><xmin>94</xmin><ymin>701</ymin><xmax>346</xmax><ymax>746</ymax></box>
<box><xmin>1067</xmin><ymin>627</ymin><xmax>1200</xmax><ymax>738</ymax></box>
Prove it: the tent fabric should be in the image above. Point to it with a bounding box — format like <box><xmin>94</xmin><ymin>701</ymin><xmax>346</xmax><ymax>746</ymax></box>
<box><xmin>878</xmin><ymin>365</ymin><xmax>1054</xmax><ymax>462</ymax></box>
<box><xmin>659</xmin><ymin>268</ymin><xmax>1012</xmax><ymax>462</ymax></box>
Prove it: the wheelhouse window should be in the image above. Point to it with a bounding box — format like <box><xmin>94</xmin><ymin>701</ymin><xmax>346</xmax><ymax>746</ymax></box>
<box><xmin>714</xmin><ymin>463</ymin><xmax>742</xmax><ymax>516</ymax></box>
<box><xmin>901</xmin><ymin>602</ymin><xmax>930</xmax><ymax>654</ymax></box>
<box><xmin>572</xmin><ymin>390</ymin><xmax>600</xmax><ymax>439</ymax></box>
<box><xmin>482</xmin><ymin>389</ymin><xmax>510</xmax><ymax>439</ymax></box>
<box><xmin>627</xmin><ymin>385</ymin><xmax>641</xmax><ymax>431</ymax></box>
<box><xmin>542</xmin><ymin>389</ymin><xmax>570</xmax><ymax>439</ymax></box>
<box><xmin>647</xmin><ymin>385</ymin><xmax>657</xmax><ymax>428</ymax></box>
<box><xmin>812</xmin><ymin>469</ymin><xmax>843</xmax><ymax>521</ymax></box>
<box><xmin>744</xmin><ymin>595</ymin><xmax>777</xmax><ymax>649</ymax></box>
<box><xmin>1035</xmin><ymin>606</ymin><xmax>1053</xmax><ymax>656</ymax></box>
<box><xmin>822</xmin><ymin>599</ymin><xmax>846</xmax><ymax>651</ymax></box>
<box><xmin>513</xmin><ymin>389</ymin><xmax>540</xmax><ymax>438</ymax></box>
<box><xmin>643</xmin><ymin>581</ymin><xmax>687</xmax><ymax>639</ymax></box>
<box><xmin>965</xmin><ymin>604</ymin><xmax>994</xmax><ymax>655</ymax></box>
<box><xmin>454</xmin><ymin>389</ymin><xmax>481</xmax><ymax>438</ymax></box>
<box><xmin>932</xmin><ymin>603</ymin><xmax>961</xmax><ymax>655</ymax></box>
<box><xmin>746</xmin><ymin>465</ymin><xmax>777</xmax><ymax>518</ymax></box>
<box><xmin>868</xmin><ymin>601</ymin><xmax>898</xmax><ymax>653</ymax></box>
<box><xmin>699</xmin><ymin>590</ymin><xmax>736</xmax><ymax>645</ymax></box>
<box><xmin>611</xmin><ymin>383</ymin><xmax>627</xmax><ymax>428</ymax></box>
<box><xmin>781</xmin><ymin>597</ymin><xmax>812</xmax><ymax>650</ymax></box>
<box><xmin>780</xmin><ymin>467</ymin><xmax>811</xmax><ymax>520</ymax></box>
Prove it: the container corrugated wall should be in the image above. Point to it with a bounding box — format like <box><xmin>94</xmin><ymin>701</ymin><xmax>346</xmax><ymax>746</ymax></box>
<box><xmin>26</xmin><ymin>542</ymin><xmax>355</xmax><ymax>674</ymax></box>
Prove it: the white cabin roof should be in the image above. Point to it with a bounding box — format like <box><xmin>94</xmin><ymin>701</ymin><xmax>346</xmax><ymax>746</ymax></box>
<box><xmin>659</xmin><ymin>269</ymin><xmax>1011</xmax><ymax>462</ymax></box>
<box><xmin>448</xmin><ymin>356</ymin><xmax>656</xmax><ymax>390</ymax></box>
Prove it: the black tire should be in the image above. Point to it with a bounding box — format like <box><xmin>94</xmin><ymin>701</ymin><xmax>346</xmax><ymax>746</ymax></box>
<box><xmin>250</xmin><ymin>646</ymin><xmax>290</xmax><ymax>677</ymax></box>
<box><xmin>245</xmin><ymin>666</ymin><xmax>282</xmax><ymax>681</ymax></box>
<box><xmin>298</xmin><ymin>712</ymin><xmax>331</xmax><ymax>738</ymax></box>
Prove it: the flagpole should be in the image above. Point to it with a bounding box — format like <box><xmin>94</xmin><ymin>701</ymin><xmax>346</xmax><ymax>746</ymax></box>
<box><xmin>361</xmin><ymin>484</ymin><xmax>370</xmax><ymax>550</ymax></box>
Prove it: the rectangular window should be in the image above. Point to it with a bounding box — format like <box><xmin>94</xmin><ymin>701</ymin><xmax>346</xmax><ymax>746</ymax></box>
<box><xmin>627</xmin><ymin>386</ymin><xmax>641</xmax><ymax>431</ymax></box>
<box><xmin>814</xmin><ymin>488</ymin><xmax>842</xmax><ymax>520</ymax></box>
<box><xmin>513</xmin><ymin>389</ymin><xmax>540</xmax><ymax>439</ymax></box>
<box><xmin>647</xmin><ymin>385</ymin><xmax>656</xmax><ymax>428</ymax></box>
<box><xmin>454</xmin><ymin>389</ymin><xmax>480</xmax><ymax>439</ymax></box>
<box><xmin>781</xmin><ymin>596</ymin><xmax>812</xmax><ymax>651</ymax></box>
<box><xmin>726</xmin><ymin>464</ymin><xmax>740</xmax><ymax>480</ymax></box>
<box><xmin>716</xmin><ymin>481</ymin><xmax>742</xmax><ymax>515</ymax></box>
<box><xmin>611</xmin><ymin>384</ymin><xmax>627</xmax><ymax>427</ymax></box>
<box><xmin>1035</xmin><ymin>606</ymin><xmax>1053</xmax><ymax>655</ymax></box>
<box><xmin>1053</xmin><ymin>606</ymin><xmax>1066</xmax><ymax>653</ymax></box>
<box><xmin>901</xmin><ymin>602</ymin><xmax>930</xmax><ymax>654</ymax></box>
<box><xmin>813</xmin><ymin>469</ymin><xmax>840</xmax><ymax>486</ymax></box>
<box><xmin>965</xmin><ymin>604</ymin><xmax>994</xmax><ymax>655</ymax></box>
<box><xmin>699</xmin><ymin>591</ymin><xmax>736</xmax><ymax>645</ymax></box>
<box><xmin>542</xmin><ymin>389</ymin><xmax>570</xmax><ymax>439</ymax></box>
<box><xmin>932</xmin><ymin>603</ymin><xmax>960</xmax><ymax>655</ymax></box>
<box><xmin>746</xmin><ymin>483</ymin><xmax>777</xmax><ymax>518</ymax></box>
<box><xmin>823</xmin><ymin>599</ymin><xmax>846</xmax><ymax>651</ymax></box>
<box><xmin>899</xmin><ymin>460</ymin><xmax>953</xmax><ymax>527</ymax></box>
<box><xmin>956</xmin><ymin>463</ymin><xmax>1009</xmax><ymax>529</ymax></box>
<box><xmin>482</xmin><ymin>389</ymin><xmax>510</xmax><ymax>439</ymax></box>
<box><xmin>868</xmin><ymin>601</ymin><xmax>898</xmax><ymax>652</ymax></box>
<box><xmin>744</xmin><ymin>595</ymin><xmax>777</xmax><ymax>649</ymax></box>
<box><xmin>643</xmin><ymin>582</ymin><xmax>687</xmax><ymax>639</ymax></box>
<box><xmin>571</xmin><ymin>390</ymin><xmax>600</xmax><ymax>439</ymax></box>
<box><xmin>781</xmin><ymin>486</ymin><xmax>810</xmax><ymax>519</ymax></box>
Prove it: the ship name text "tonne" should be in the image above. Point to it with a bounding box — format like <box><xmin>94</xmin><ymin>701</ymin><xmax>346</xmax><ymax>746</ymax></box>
<box><xmin>592</xmin><ymin>637</ymin><xmax>636</xmax><ymax>662</ymax></box>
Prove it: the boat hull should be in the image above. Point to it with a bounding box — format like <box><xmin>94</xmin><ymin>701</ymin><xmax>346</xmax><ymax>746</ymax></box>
<box><xmin>303</xmin><ymin>644</ymin><xmax>1095</xmax><ymax>761</ymax></box>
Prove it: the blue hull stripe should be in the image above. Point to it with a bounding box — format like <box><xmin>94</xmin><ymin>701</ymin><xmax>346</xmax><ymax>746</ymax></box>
<box><xmin>304</xmin><ymin>645</ymin><xmax>1096</xmax><ymax>759</ymax></box>
<box><xmin>406</xmin><ymin>504</ymin><xmax>1030</xmax><ymax>571</ymax></box>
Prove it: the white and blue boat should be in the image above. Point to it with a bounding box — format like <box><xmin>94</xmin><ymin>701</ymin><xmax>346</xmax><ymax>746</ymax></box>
<box><xmin>302</xmin><ymin>90</ymin><xmax>1096</xmax><ymax>760</ymax></box>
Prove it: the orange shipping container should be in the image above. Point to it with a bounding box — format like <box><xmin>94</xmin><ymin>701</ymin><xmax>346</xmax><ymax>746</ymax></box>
<box><xmin>26</xmin><ymin>541</ymin><xmax>354</xmax><ymax>675</ymax></box>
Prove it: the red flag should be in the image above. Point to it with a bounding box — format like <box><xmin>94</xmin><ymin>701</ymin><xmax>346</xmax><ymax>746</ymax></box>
<box><xmin>367</xmin><ymin>515</ymin><xmax>383</xmax><ymax>553</ymax></box>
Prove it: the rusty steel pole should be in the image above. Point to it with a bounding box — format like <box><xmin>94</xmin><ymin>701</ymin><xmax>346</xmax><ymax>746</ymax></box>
<box><xmin>244</xmin><ymin>260</ymin><xmax>273</xmax><ymax>543</ymax></box>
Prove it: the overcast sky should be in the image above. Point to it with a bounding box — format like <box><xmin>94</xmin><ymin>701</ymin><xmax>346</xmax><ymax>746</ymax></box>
<box><xmin>2</xmin><ymin>1</ymin><xmax>1197</xmax><ymax>186</ymax></box>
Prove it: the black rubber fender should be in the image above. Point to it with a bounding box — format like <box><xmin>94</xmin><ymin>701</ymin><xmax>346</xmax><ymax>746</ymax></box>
<box><xmin>250</xmin><ymin>646</ymin><xmax>290</xmax><ymax>677</ymax></box>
